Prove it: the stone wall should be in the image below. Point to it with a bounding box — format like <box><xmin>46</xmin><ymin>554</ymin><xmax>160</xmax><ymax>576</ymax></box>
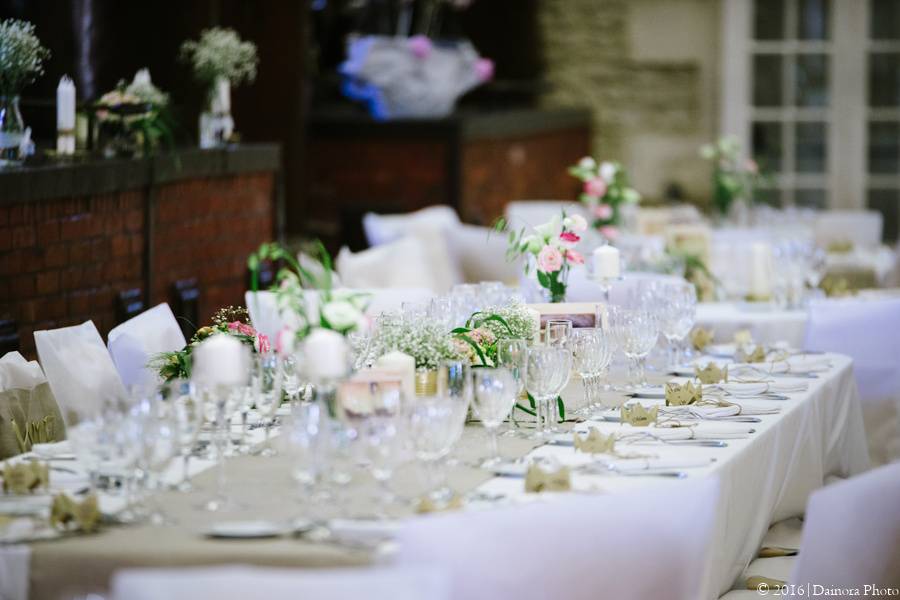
<box><xmin>537</xmin><ymin>0</ymin><xmax>721</xmax><ymax>204</ymax></box>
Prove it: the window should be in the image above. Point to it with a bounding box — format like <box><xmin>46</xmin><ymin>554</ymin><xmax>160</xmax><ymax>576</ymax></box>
<box><xmin>721</xmin><ymin>0</ymin><xmax>900</xmax><ymax>240</ymax></box>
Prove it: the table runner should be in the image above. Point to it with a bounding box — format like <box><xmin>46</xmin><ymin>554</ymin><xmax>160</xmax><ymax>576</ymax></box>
<box><xmin>9</xmin><ymin>354</ymin><xmax>869</xmax><ymax>600</ymax></box>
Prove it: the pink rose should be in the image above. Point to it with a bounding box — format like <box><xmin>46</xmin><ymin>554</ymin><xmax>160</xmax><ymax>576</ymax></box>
<box><xmin>599</xmin><ymin>225</ymin><xmax>619</xmax><ymax>241</ymax></box>
<box><xmin>537</xmin><ymin>245</ymin><xmax>564</xmax><ymax>273</ymax></box>
<box><xmin>593</xmin><ymin>203</ymin><xmax>613</xmax><ymax>220</ymax></box>
<box><xmin>566</xmin><ymin>250</ymin><xmax>585</xmax><ymax>265</ymax></box>
<box><xmin>255</xmin><ymin>334</ymin><xmax>271</xmax><ymax>354</ymax></box>
<box><xmin>559</xmin><ymin>231</ymin><xmax>581</xmax><ymax>244</ymax></box>
<box><xmin>408</xmin><ymin>35</ymin><xmax>433</xmax><ymax>59</ymax></box>
<box><xmin>228</xmin><ymin>321</ymin><xmax>256</xmax><ymax>337</ymax></box>
<box><xmin>475</xmin><ymin>58</ymin><xmax>494</xmax><ymax>82</ymax></box>
<box><xmin>584</xmin><ymin>177</ymin><xmax>607</xmax><ymax>198</ymax></box>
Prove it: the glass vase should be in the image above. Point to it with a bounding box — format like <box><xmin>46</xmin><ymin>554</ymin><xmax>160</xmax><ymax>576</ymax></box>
<box><xmin>0</xmin><ymin>95</ymin><xmax>25</xmax><ymax>167</ymax></box>
<box><xmin>199</xmin><ymin>77</ymin><xmax>234</xmax><ymax>149</ymax></box>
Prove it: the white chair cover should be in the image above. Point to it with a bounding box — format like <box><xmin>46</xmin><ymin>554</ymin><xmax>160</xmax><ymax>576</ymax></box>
<box><xmin>395</xmin><ymin>477</ymin><xmax>720</xmax><ymax>600</ymax></box>
<box><xmin>790</xmin><ymin>462</ymin><xmax>900</xmax><ymax>590</ymax></box>
<box><xmin>814</xmin><ymin>210</ymin><xmax>883</xmax><ymax>248</ymax></box>
<box><xmin>804</xmin><ymin>297</ymin><xmax>900</xmax><ymax>464</ymax></box>
<box><xmin>34</xmin><ymin>321</ymin><xmax>127</xmax><ymax>424</ymax></box>
<box><xmin>107</xmin><ymin>303</ymin><xmax>186</xmax><ymax>387</ymax></box>
<box><xmin>111</xmin><ymin>565</ymin><xmax>450</xmax><ymax>600</ymax></box>
<box><xmin>503</xmin><ymin>200</ymin><xmax>584</xmax><ymax>230</ymax></box>
<box><xmin>363</xmin><ymin>204</ymin><xmax>460</xmax><ymax>247</ymax></box>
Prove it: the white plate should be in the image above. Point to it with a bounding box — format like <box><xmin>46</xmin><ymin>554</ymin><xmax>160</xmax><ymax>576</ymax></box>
<box><xmin>204</xmin><ymin>520</ymin><xmax>286</xmax><ymax>539</ymax></box>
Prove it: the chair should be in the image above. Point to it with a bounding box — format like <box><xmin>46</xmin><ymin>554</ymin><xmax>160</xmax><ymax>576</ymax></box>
<box><xmin>110</xmin><ymin>565</ymin><xmax>450</xmax><ymax>600</ymax></box>
<box><xmin>363</xmin><ymin>204</ymin><xmax>461</xmax><ymax>247</ymax></box>
<box><xmin>721</xmin><ymin>462</ymin><xmax>900</xmax><ymax>598</ymax></box>
<box><xmin>107</xmin><ymin>303</ymin><xmax>187</xmax><ymax>387</ymax></box>
<box><xmin>814</xmin><ymin>210</ymin><xmax>883</xmax><ymax>248</ymax></box>
<box><xmin>395</xmin><ymin>477</ymin><xmax>721</xmax><ymax>600</ymax></box>
<box><xmin>34</xmin><ymin>321</ymin><xmax>127</xmax><ymax>424</ymax></box>
<box><xmin>804</xmin><ymin>297</ymin><xmax>900</xmax><ymax>464</ymax></box>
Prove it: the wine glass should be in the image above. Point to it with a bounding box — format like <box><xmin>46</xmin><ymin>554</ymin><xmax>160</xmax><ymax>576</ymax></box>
<box><xmin>610</xmin><ymin>308</ymin><xmax>658</xmax><ymax>388</ymax></box>
<box><xmin>569</xmin><ymin>328</ymin><xmax>612</xmax><ymax>415</ymax></box>
<box><xmin>135</xmin><ymin>390</ymin><xmax>179</xmax><ymax>525</ymax></box>
<box><xmin>252</xmin><ymin>354</ymin><xmax>285</xmax><ymax>457</ymax></box>
<box><xmin>496</xmin><ymin>338</ymin><xmax>529</xmax><ymax>437</ymax></box>
<box><xmin>195</xmin><ymin>381</ymin><xmax>246</xmax><ymax>511</ymax></box>
<box><xmin>526</xmin><ymin>346</ymin><xmax>572</xmax><ymax>438</ymax></box>
<box><xmin>472</xmin><ymin>367</ymin><xmax>517</xmax><ymax>467</ymax></box>
<box><xmin>353</xmin><ymin>380</ymin><xmax>407</xmax><ymax>516</ymax></box>
<box><xmin>659</xmin><ymin>282</ymin><xmax>697</xmax><ymax>370</ymax></box>
<box><xmin>162</xmin><ymin>379</ymin><xmax>204</xmax><ymax>493</ymax></box>
<box><xmin>286</xmin><ymin>399</ymin><xmax>328</xmax><ymax>520</ymax></box>
<box><xmin>407</xmin><ymin>361</ymin><xmax>470</xmax><ymax>503</ymax></box>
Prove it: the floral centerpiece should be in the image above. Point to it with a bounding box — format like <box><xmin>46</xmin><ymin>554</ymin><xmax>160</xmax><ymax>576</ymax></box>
<box><xmin>501</xmin><ymin>211</ymin><xmax>586</xmax><ymax>303</ymax></box>
<box><xmin>180</xmin><ymin>27</ymin><xmax>258</xmax><ymax>148</ymax></box>
<box><xmin>451</xmin><ymin>302</ymin><xmax>537</xmax><ymax>367</ymax></box>
<box><xmin>248</xmin><ymin>242</ymin><xmax>371</xmax><ymax>350</ymax></box>
<box><xmin>568</xmin><ymin>156</ymin><xmax>640</xmax><ymax>240</ymax></box>
<box><xmin>0</xmin><ymin>19</ymin><xmax>50</xmax><ymax>165</ymax></box>
<box><xmin>153</xmin><ymin>306</ymin><xmax>269</xmax><ymax>382</ymax></box>
<box><xmin>700</xmin><ymin>136</ymin><xmax>766</xmax><ymax>217</ymax></box>
<box><xmin>357</xmin><ymin>318</ymin><xmax>462</xmax><ymax>371</ymax></box>
<box><xmin>94</xmin><ymin>69</ymin><xmax>174</xmax><ymax>158</ymax></box>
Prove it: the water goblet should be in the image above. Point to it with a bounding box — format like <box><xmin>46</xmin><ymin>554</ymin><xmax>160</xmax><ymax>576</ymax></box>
<box><xmin>496</xmin><ymin>338</ymin><xmax>529</xmax><ymax>437</ymax></box>
<box><xmin>472</xmin><ymin>367</ymin><xmax>517</xmax><ymax>467</ymax></box>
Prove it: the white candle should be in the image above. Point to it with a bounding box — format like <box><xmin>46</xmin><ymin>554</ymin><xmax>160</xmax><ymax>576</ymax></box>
<box><xmin>56</xmin><ymin>76</ymin><xmax>76</xmax><ymax>155</ymax></box>
<box><xmin>525</xmin><ymin>307</ymin><xmax>541</xmax><ymax>342</ymax></box>
<box><xmin>303</xmin><ymin>328</ymin><xmax>350</xmax><ymax>381</ymax></box>
<box><xmin>192</xmin><ymin>334</ymin><xmax>250</xmax><ymax>386</ymax></box>
<box><xmin>593</xmin><ymin>245</ymin><xmax>620</xmax><ymax>279</ymax></box>
<box><xmin>374</xmin><ymin>350</ymin><xmax>416</xmax><ymax>401</ymax></box>
<box><xmin>749</xmin><ymin>242</ymin><xmax>773</xmax><ymax>299</ymax></box>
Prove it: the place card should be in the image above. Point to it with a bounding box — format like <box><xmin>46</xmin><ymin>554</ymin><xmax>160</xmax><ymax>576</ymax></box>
<box><xmin>733</xmin><ymin>329</ymin><xmax>754</xmax><ymax>347</ymax></box>
<box><xmin>1</xmin><ymin>461</ymin><xmax>49</xmax><ymax>495</ymax></box>
<box><xmin>524</xmin><ymin>463</ymin><xmax>571</xmax><ymax>493</ymax></box>
<box><xmin>690</xmin><ymin>327</ymin><xmax>714</xmax><ymax>351</ymax></box>
<box><xmin>736</xmin><ymin>345</ymin><xmax>767</xmax><ymax>364</ymax></box>
<box><xmin>528</xmin><ymin>303</ymin><xmax>602</xmax><ymax>328</ymax></box>
<box><xmin>665</xmin><ymin>381</ymin><xmax>703</xmax><ymax>406</ymax></box>
<box><xmin>415</xmin><ymin>494</ymin><xmax>464</xmax><ymax>514</ymax></box>
<box><xmin>573</xmin><ymin>428</ymin><xmax>616</xmax><ymax>454</ymax></box>
<box><xmin>620</xmin><ymin>403</ymin><xmax>658</xmax><ymax>427</ymax></box>
<box><xmin>695</xmin><ymin>363</ymin><xmax>727</xmax><ymax>384</ymax></box>
<box><xmin>50</xmin><ymin>493</ymin><xmax>100</xmax><ymax>533</ymax></box>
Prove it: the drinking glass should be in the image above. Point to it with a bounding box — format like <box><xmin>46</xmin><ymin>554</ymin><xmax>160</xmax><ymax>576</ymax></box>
<box><xmin>252</xmin><ymin>354</ymin><xmax>285</xmax><ymax>457</ymax></box>
<box><xmin>496</xmin><ymin>338</ymin><xmax>529</xmax><ymax>437</ymax></box>
<box><xmin>287</xmin><ymin>400</ymin><xmax>328</xmax><ymax>518</ymax></box>
<box><xmin>196</xmin><ymin>381</ymin><xmax>245</xmax><ymax>511</ymax></box>
<box><xmin>544</xmin><ymin>319</ymin><xmax>573</xmax><ymax>347</ymax></box>
<box><xmin>472</xmin><ymin>367</ymin><xmax>517</xmax><ymax>467</ymax></box>
<box><xmin>282</xmin><ymin>352</ymin><xmax>305</xmax><ymax>404</ymax></box>
<box><xmin>569</xmin><ymin>328</ymin><xmax>612</xmax><ymax>415</ymax></box>
<box><xmin>354</xmin><ymin>381</ymin><xmax>407</xmax><ymax>516</ymax></box>
<box><xmin>526</xmin><ymin>346</ymin><xmax>572</xmax><ymax>438</ymax></box>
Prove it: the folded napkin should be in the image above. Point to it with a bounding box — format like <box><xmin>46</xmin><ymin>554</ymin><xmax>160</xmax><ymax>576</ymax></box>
<box><xmin>0</xmin><ymin>353</ymin><xmax>46</xmax><ymax>390</ymax></box>
<box><xmin>30</xmin><ymin>440</ymin><xmax>73</xmax><ymax>459</ymax></box>
<box><xmin>661</xmin><ymin>405</ymin><xmax>740</xmax><ymax>420</ymax></box>
<box><xmin>711</xmin><ymin>381</ymin><xmax>808</xmax><ymax>397</ymax></box>
<box><xmin>607</xmin><ymin>457</ymin><xmax>713</xmax><ymax>472</ymax></box>
<box><xmin>621</xmin><ymin>423</ymin><xmax>754</xmax><ymax>441</ymax></box>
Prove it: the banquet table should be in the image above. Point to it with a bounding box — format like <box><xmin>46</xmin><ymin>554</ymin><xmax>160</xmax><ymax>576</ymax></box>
<box><xmin>695</xmin><ymin>302</ymin><xmax>809</xmax><ymax>348</ymax></box>
<box><xmin>3</xmin><ymin>354</ymin><xmax>870</xmax><ymax>600</ymax></box>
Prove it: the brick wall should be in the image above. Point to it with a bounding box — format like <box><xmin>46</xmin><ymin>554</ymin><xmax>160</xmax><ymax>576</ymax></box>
<box><xmin>0</xmin><ymin>173</ymin><xmax>274</xmax><ymax>358</ymax></box>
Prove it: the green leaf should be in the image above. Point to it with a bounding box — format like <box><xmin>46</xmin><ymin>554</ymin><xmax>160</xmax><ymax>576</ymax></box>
<box><xmin>456</xmin><ymin>333</ymin><xmax>489</xmax><ymax>366</ymax></box>
<box><xmin>556</xmin><ymin>395</ymin><xmax>566</xmax><ymax>422</ymax></box>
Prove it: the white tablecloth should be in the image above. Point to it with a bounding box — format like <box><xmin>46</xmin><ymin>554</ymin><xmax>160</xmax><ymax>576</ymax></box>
<box><xmin>695</xmin><ymin>302</ymin><xmax>808</xmax><ymax>347</ymax></box>
<box><xmin>476</xmin><ymin>354</ymin><xmax>870</xmax><ymax>598</ymax></box>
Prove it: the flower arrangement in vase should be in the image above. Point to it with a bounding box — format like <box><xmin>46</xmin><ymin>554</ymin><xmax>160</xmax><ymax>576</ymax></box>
<box><xmin>153</xmin><ymin>306</ymin><xmax>269</xmax><ymax>382</ymax></box>
<box><xmin>180</xmin><ymin>27</ymin><xmax>258</xmax><ymax>148</ymax></box>
<box><xmin>700</xmin><ymin>136</ymin><xmax>767</xmax><ymax>219</ymax></box>
<box><xmin>0</xmin><ymin>19</ymin><xmax>50</xmax><ymax>166</ymax></box>
<box><xmin>568</xmin><ymin>156</ymin><xmax>640</xmax><ymax>240</ymax></box>
<box><xmin>502</xmin><ymin>211</ymin><xmax>586</xmax><ymax>303</ymax></box>
<box><xmin>94</xmin><ymin>69</ymin><xmax>174</xmax><ymax>158</ymax></box>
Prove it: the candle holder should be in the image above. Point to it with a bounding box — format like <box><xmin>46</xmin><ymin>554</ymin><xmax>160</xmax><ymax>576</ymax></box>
<box><xmin>594</xmin><ymin>275</ymin><xmax>623</xmax><ymax>305</ymax></box>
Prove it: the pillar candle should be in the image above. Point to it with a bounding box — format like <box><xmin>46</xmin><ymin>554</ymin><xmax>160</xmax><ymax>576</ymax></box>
<box><xmin>593</xmin><ymin>245</ymin><xmax>620</xmax><ymax>279</ymax></box>
<box><xmin>192</xmin><ymin>334</ymin><xmax>250</xmax><ymax>386</ymax></box>
<box><xmin>374</xmin><ymin>350</ymin><xmax>416</xmax><ymax>400</ymax></box>
<box><xmin>303</xmin><ymin>328</ymin><xmax>350</xmax><ymax>381</ymax></box>
<box><xmin>749</xmin><ymin>242</ymin><xmax>773</xmax><ymax>300</ymax></box>
<box><xmin>56</xmin><ymin>76</ymin><xmax>76</xmax><ymax>155</ymax></box>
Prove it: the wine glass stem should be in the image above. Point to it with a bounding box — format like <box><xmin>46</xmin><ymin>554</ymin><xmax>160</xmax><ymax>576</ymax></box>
<box><xmin>488</xmin><ymin>427</ymin><xmax>499</xmax><ymax>462</ymax></box>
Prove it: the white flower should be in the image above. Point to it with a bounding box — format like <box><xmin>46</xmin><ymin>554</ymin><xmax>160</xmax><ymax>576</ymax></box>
<box><xmin>321</xmin><ymin>300</ymin><xmax>363</xmax><ymax>332</ymax></box>
<box><xmin>331</xmin><ymin>289</ymin><xmax>372</xmax><ymax>312</ymax></box>
<box><xmin>577</xmin><ymin>156</ymin><xmax>597</xmax><ymax>170</ymax></box>
<box><xmin>533</xmin><ymin>214</ymin><xmax>561</xmax><ymax>241</ymax></box>
<box><xmin>523</xmin><ymin>234</ymin><xmax>544</xmax><ymax>254</ymax></box>
<box><xmin>564</xmin><ymin>214</ymin><xmax>588</xmax><ymax>232</ymax></box>
<box><xmin>599</xmin><ymin>162</ymin><xmax>617</xmax><ymax>183</ymax></box>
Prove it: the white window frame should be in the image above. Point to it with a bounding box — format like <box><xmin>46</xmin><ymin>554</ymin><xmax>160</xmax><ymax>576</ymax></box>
<box><xmin>720</xmin><ymin>0</ymin><xmax>868</xmax><ymax>210</ymax></box>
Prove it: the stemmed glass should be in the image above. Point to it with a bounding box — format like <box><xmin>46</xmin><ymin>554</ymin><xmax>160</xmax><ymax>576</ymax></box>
<box><xmin>287</xmin><ymin>400</ymin><xmax>328</xmax><ymax>520</ymax></box>
<box><xmin>281</xmin><ymin>352</ymin><xmax>305</xmax><ymax>404</ymax></box>
<box><xmin>526</xmin><ymin>346</ymin><xmax>572</xmax><ymax>438</ymax></box>
<box><xmin>197</xmin><ymin>381</ymin><xmax>245</xmax><ymax>512</ymax></box>
<box><xmin>570</xmin><ymin>328</ymin><xmax>612</xmax><ymax>416</ymax></box>
<box><xmin>163</xmin><ymin>379</ymin><xmax>204</xmax><ymax>493</ymax></box>
<box><xmin>353</xmin><ymin>380</ymin><xmax>407</xmax><ymax>516</ymax></box>
<box><xmin>252</xmin><ymin>354</ymin><xmax>285</xmax><ymax>457</ymax></box>
<box><xmin>472</xmin><ymin>367</ymin><xmax>517</xmax><ymax>467</ymax></box>
<box><xmin>659</xmin><ymin>282</ymin><xmax>697</xmax><ymax>370</ymax></box>
<box><xmin>611</xmin><ymin>308</ymin><xmax>658</xmax><ymax>388</ymax></box>
<box><xmin>135</xmin><ymin>390</ymin><xmax>179</xmax><ymax>525</ymax></box>
<box><xmin>496</xmin><ymin>338</ymin><xmax>529</xmax><ymax>438</ymax></box>
<box><xmin>407</xmin><ymin>361</ymin><xmax>470</xmax><ymax>503</ymax></box>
